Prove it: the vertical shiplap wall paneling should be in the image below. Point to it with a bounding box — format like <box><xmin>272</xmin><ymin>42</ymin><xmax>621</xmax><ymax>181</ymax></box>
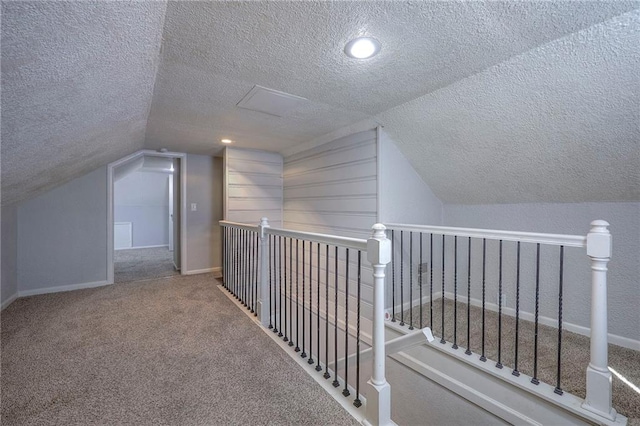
<box><xmin>225</xmin><ymin>147</ymin><xmax>283</xmax><ymax>227</ymax></box>
<box><xmin>283</xmin><ymin>130</ymin><xmax>378</xmax><ymax>329</ymax></box>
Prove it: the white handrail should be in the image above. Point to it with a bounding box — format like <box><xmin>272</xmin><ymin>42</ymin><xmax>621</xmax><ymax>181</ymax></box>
<box><xmin>220</xmin><ymin>220</ymin><xmax>259</xmax><ymax>232</ymax></box>
<box><xmin>385</xmin><ymin>223</ymin><xmax>586</xmax><ymax>248</ymax></box>
<box><xmin>265</xmin><ymin>226</ymin><xmax>368</xmax><ymax>251</ymax></box>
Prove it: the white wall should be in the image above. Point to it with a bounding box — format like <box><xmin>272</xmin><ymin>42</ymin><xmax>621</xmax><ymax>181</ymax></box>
<box><xmin>378</xmin><ymin>129</ymin><xmax>443</xmax><ymax>225</ymax></box>
<box><xmin>284</xmin><ymin>129</ymin><xmax>377</xmax><ymax>239</ymax></box>
<box><xmin>17</xmin><ymin>167</ymin><xmax>108</xmax><ymax>294</ymax></box>
<box><xmin>114</xmin><ymin>171</ymin><xmax>170</xmax><ymax>248</ymax></box>
<box><xmin>185</xmin><ymin>154</ymin><xmax>223</xmax><ymax>273</ymax></box>
<box><xmin>283</xmin><ymin>129</ymin><xmax>378</xmax><ymax>324</ymax></box>
<box><xmin>224</xmin><ymin>148</ymin><xmax>283</xmax><ymax>227</ymax></box>
<box><xmin>443</xmin><ymin>201</ymin><xmax>640</xmax><ymax>345</ymax></box>
<box><xmin>1</xmin><ymin>204</ymin><xmax>19</xmax><ymax>308</ymax></box>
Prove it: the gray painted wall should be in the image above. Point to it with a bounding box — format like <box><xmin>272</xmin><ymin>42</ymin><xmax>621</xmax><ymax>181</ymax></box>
<box><xmin>18</xmin><ymin>167</ymin><xmax>108</xmax><ymax>293</ymax></box>
<box><xmin>224</xmin><ymin>148</ymin><xmax>283</xmax><ymax>227</ymax></box>
<box><xmin>443</xmin><ymin>202</ymin><xmax>640</xmax><ymax>343</ymax></box>
<box><xmin>115</xmin><ymin>171</ymin><xmax>170</xmax><ymax>248</ymax></box>
<box><xmin>1</xmin><ymin>205</ymin><xmax>19</xmax><ymax>307</ymax></box>
<box><xmin>378</xmin><ymin>129</ymin><xmax>443</xmax><ymax>225</ymax></box>
<box><xmin>185</xmin><ymin>154</ymin><xmax>223</xmax><ymax>272</ymax></box>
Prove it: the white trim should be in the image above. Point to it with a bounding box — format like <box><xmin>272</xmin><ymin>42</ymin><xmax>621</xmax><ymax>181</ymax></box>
<box><xmin>184</xmin><ymin>267</ymin><xmax>222</xmax><ymax>276</ymax></box>
<box><xmin>1</xmin><ymin>292</ymin><xmax>19</xmax><ymax>310</ymax></box>
<box><xmin>108</xmin><ymin>150</ymin><xmax>187</xmax><ymax>284</ymax></box>
<box><xmin>392</xmin><ymin>291</ymin><xmax>640</xmax><ymax>351</ymax></box>
<box><xmin>19</xmin><ymin>280</ymin><xmax>110</xmax><ymax>297</ymax></box>
<box><xmin>115</xmin><ymin>244</ymin><xmax>169</xmax><ymax>251</ymax></box>
<box><xmin>385</xmin><ymin>223</ymin><xmax>586</xmax><ymax>248</ymax></box>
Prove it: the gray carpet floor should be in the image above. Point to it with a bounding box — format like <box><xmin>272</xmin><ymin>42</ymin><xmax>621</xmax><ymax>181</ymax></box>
<box><xmin>400</xmin><ymin>299</ymin><xmax>640</xmax><ymax>423</ymax></box>
<box><xmin>114</xmin><ymin>247</ymin><xmax>179</xmax><ymax>283</ymax></box>
<box><xmin>1</xmin><ymin>274</ymin><xmax>358</xmax><ymax>426</ymax></box>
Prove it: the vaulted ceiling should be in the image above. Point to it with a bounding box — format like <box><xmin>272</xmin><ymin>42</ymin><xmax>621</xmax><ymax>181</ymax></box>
<box><xmin>2</xmin><ymin>1</ymin><xmax>639</xmax><ymax>206</ymax></box>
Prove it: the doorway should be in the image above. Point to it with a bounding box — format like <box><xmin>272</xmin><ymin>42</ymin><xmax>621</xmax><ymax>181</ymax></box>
<box><xmin>107</xmin><ymin>151</ymin><xmax>186</xmax><ymax>284</ymax></box>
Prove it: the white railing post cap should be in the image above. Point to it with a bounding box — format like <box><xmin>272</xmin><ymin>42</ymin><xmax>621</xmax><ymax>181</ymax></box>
<box><xmin>367</xmin><ymin>223</ymin><xmax>391</xmax><ymax>265</ymax></box>
<box><xmin>587</xmin><ymin>220</ymin><xmax>611</xmax><ymax>259</ymax></box>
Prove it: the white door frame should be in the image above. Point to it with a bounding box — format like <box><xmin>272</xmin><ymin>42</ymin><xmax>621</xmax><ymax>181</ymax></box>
<box><xmin>107</xmin><ymin>150</ymin><xmax>187</xmax><ymax>284</ymax></box>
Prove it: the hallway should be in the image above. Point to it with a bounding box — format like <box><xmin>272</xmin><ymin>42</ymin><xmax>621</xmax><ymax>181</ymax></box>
<box><xmin>114</xmin><ymin>247</ymin><xmax>179</xmax><ymax>283</ymax></box>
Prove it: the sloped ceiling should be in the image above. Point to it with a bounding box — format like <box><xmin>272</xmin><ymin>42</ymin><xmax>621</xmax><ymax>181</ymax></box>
<box><xmin>2</xmin><ymin>1</ymin><xmax>639</xmax><ymax>206</ymax></box>
<box><xmin>1</xmin><ymin>1</ymin><xmax>167</xmax><ymax>205</ymax></box>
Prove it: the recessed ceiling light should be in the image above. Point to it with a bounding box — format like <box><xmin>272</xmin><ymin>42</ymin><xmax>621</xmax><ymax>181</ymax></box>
<box><xmin>221</xmin><ymin>139</ymin><xmax>233</xmax><ymax>144</ymax></box>
<box><xmin>344</xmin><ymin>37</ymin><xmax>381</xmax><ymax>59</ymax></box>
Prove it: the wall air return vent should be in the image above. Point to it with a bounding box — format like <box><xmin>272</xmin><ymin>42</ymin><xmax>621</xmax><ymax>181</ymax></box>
<box><xmin>236</xmin><ymin>85</ymin><xmax>307</xmax><ymax>117</ymax></box>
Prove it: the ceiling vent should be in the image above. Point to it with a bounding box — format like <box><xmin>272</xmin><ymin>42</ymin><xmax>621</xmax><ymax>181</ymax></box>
<box><xmin>237</xmin><ymin>85</ymin><xmax>307</xmax><ymax>117</ymax></box>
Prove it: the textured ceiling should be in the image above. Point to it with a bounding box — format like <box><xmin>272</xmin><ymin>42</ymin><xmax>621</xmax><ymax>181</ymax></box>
<box><xmin>1</xmin><ymin>1</ymin><xmax>167</xmax><ymax>205</ymax></box>
<box><xmin>377</xmin><ymin>9</ymin><xmax>640</xmax><ymax>204</ymax></box>
<box><xmin>2</xmin><ymin>1</ymin><xmax>639</xmax><ymax>206</ymax></box>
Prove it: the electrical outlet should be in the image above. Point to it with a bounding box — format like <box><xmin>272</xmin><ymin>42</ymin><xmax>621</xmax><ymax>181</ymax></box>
<box><xmin>191</xmin><ymin>203</ymin><xmax>197</xmax><ymax>211</ymax></box>
<box><xmin>497</xmin><ymin>293</ymin><xmax>507</xmax><ymax>306</ymax></box>
<box><xmin>418</xmin><ymin>262</ymin><xmax>429</xmax><ymax>275</ymax></box>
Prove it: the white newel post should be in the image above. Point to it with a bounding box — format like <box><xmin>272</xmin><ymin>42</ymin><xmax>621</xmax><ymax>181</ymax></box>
<box><xmin>258</xmin><ymin>217</ymin><xmax>271</xmax><ymax>327</ymax></box>
<box><xmin>582</xmin><ymin>220</ymin><xmax>616</xmax><ymax>420</ymax></box>
<box><xmin>365</xmin><ymin>224</ymin><xmax>393</xmax><ymax>426</ymax></box>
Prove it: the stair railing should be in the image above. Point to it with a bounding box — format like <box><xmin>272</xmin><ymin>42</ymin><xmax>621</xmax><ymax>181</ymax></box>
<box><xmin>384</xmin><ymin>220</ymin><xmax>616</xmax><ymax>422</ymax></box>
<box><xmin>220</xmin><ymin>218</ymin><xmax>394</xmax><ymax>426</ymax></box>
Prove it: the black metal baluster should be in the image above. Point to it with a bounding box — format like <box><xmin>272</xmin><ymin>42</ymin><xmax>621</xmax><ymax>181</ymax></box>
<box><xmin>255</xmin><ymin>233</ymin><xmax>260</xmax><ymax>315</ymax></box>
<box><xmin>555</xmin><ymin>246</ymin><xmax>565</xmax><ymax>396</ymax></box>
<box><xmin>268</xmin><ymin>235</ymin><xmax>273</xmax><ymax>329</ymax></box>
<box><xmin>233</xmin><ymin>228</ymin><xmax>237</xmax><ymax>298</ymax></box>
<box><xmin>441</xmin><ymin>234</ymin><xmax>446</xmax><ymax>344</ymax></box>
<box><xmin>308</xmin><ymin>242</ymin><xmax>314</xmax><ymax>365</ymax></box>
<box><xmin>496</xmin><ymin>240</ymin><xmax>503</xmax><ymax>369</ymax></box>
<box><xmin>465</xmin><ymin>237</ymin><xmax>472</xmax><ymax>356</ymax></box>
<box><xmin>278</xmin><ymin>236</ymin><xmax>283</xmax><ymax>337</ymax></box>
<box><xmin>400</xmin><ymin>231</ymin><xmax>404</xmax><ymax>326</ymax></box>
<box><xmin>419</xmin><ymin>232</ymin><xmax>423</xmax><ymax>329</ymax></box>
<box><xmin>513</xmin><ymin>241</ymin><xmax>521</xmax><ymax>376</ymax></box>
<box><xmin>430</xmin><ymin>234</ymin><xmax>433</xmax><ymax>329</ymax></box>
<box><xmin>238</xmin><ymin>228</ymin><xmax>241</xmax><ymax>299</ymax></box>
<box><xmin>295</xmin><ymin>239</ymin><xmax>301</xmax><ymax>352</ymax></box>
<box><xmin>244</xmin><ymin>230</ymin><xmax>248</xmax><ymax>306</ymax></box>
<box><xmin>301</xmin><ymin>241</ymin><xmax>307</xmax><ymax>358</ymax></box>
<box><xmin>249</xmin><ymin>231</ymin><xmax>253</xmax><ymax>308</ymax></box>
<box><xmin>343</xmin><ymin>248</ymin><xmax>350</xmax><ymax>397</ymax></box>
<box><xmin>289</xmin><ymin>238</ymin><xmax>294</xmax><ymax>346</ymax></box>
<box><xmin>283</xmin><ymin>237</ymin><xmax>288</xmax><ymax>342</ymax></box>
<box><xmin>324</xmin><ymin>244</ymin><xmax>330</xmax><ymax>379</ymax></box>
<box><xmin>316</xmin><ymin>242</ymin><xmax>322</xmax><ymax>371</ymax></box>
<box><xmin>244</xmin><ymin>229</ymin><xmax>249</xmax><ymax>307</ymax></box>
<box><xmin>253</xmin><ymin>232</ymin><xmax>258</xmax><ymax>315</ymax></box>
<box><xmin>453</xmin><ymin>236</ymin><xmax>458</xmax><ymax>349</ymax></box>
<box><xmin>531</xmin><ymin>243</ymin><xmax>541</xmax><ymax>384</ymax></box>
<box><xmin>241</xmin><ymin>229</ymin><xmax>245</xmax><ymax>303</ymax></box>
<box><xmin>409</xmin><ymin>232</ymin><xmax>414</xmax><ymax>330</ymax></box>
<box><xmin>391</xmin><ymin>229</ymin><xmax>395</xmax><ymax>322</ymax></box>
<box><xmin>332</xmin><ymin>246</ymin><xmax>340</xmax><ymax>388</ymax></box>
<box><xmin>233</xmin><ymin>228</ymin><xmax>237</xmax><ymax>294</ymax></box>
<box><xmin>354</xmin><ymin>251</ymin><xmax>362</xmax><ymax>408</ymax></box>
<box><xmin>273</xmin><ymin>235</ymin><xmax>279</xmax><ymax>334</ymax></box>
<box><xmin>242</xmin><ymin>229</ymin><xmax>249</xmax><ymax>308</ymax></box>
<box><xmin>480</xmin><ymin>238</ymin><xmax>486</xmax><ymax>362</ymax></box>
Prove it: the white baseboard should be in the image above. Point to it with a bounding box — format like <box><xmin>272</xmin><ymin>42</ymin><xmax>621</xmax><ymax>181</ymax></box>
<box><xmin>19</xmin><ymin>280</ymin><xmax>111</xmax><ymax>297</ymax></box>
<box><xmin>184</xmin><ymin>267</ymin><xmax>221</xmax><ymax>276</ymax></box>
<box><xmin>391</xmin><ymin>291</ymin><xmax>640</xmax><ymax>351</ymax></box>
<box><xmin>1</xmin><ymin>292</ymin><xmax>19</xmax><ymax>310</ymax></box>
<box><xmin>116</xmin><ymin>244</ymin><xmax>169</xmax><ymax>251</ymax></box>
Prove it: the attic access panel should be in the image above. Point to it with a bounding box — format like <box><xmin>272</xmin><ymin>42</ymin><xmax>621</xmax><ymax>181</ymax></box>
<box><xmin>236</xmin><ymin>85</ymin><xmax>308</xmax><ymax>117</ymax></box>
